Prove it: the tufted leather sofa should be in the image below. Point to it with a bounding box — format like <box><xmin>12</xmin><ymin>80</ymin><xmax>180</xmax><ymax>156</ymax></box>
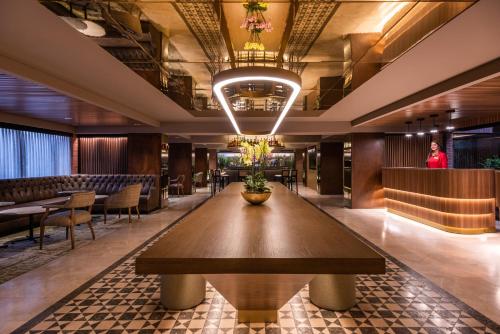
<box><xmin>0</xmin><ymin>175</ymin><xmax>159</xmax><ymax>236</ymax></box>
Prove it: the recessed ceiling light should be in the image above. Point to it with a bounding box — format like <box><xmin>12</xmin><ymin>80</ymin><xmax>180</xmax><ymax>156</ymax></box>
<box><xmin>64</xmin><ymin>117</ymin><xmax>72</xmax><ymax>120</ymax></box>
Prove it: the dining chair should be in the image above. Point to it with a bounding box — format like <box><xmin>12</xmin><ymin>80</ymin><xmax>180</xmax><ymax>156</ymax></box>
<box><xmin>168</xmin><ymin>175</ymin><xmax>185</xmax><ymax>196</ymax></box>
<box><xmin>40</xmin><ymin>191</ymin><xmax>96</xmax><ymax>250</ymax></box>
<box><xmin>104</xmin><ymin>183</ymin><xmax>142</xmax><ymax>224</ymax></box>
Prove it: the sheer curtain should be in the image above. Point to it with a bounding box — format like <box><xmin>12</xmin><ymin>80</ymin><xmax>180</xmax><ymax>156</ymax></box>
<box><xmin>0</xmin><ymin>127</ymin><xmax>71</xmax><ymax>179</ymax></box>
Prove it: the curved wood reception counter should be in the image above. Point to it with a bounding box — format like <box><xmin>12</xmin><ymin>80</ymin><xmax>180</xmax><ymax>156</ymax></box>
<box><xmin>382</xmin><ymin>168</ymin><xmax>496</xmax><ymax>234</ymax></box>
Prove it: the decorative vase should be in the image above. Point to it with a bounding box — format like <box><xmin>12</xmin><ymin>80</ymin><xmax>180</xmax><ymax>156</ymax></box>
<box><xmin>241</xmin><ymin>191</ymin><xmax>272</xmax><ymax>205</ymax></box>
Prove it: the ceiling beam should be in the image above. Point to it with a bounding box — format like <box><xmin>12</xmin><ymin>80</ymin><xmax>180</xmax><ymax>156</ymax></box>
<box><xmin>215</xmin><ymin>0</ymin><xmax>236</xmax><ymax>69</ymax></box>
<box><xmin>351</xmin><ymin>57</ymin><xmax>500</xmax><ymax>127</ymax></box>
<box><xmin>277</xmin><ymin>0</ymin><xmax>297</xmax><ymax>67</ymax></box>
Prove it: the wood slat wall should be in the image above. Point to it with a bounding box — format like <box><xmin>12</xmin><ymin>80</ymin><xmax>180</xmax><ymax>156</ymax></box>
<box><xmin>79</xmin><ymin>137</ymin><xmax>128</xmax><ymax>174</ymax></box>
<box><xmin>496</xmin><ymin>171</ymin><xmax>500</xmax><ymax>208</ymax></box>
<box><xmin>382</xmin><ymin>168</ymin><xmax>496</xmax><ymax>234</ymax></box>
<box><xmin>384</xmin><ymin>134</ymin><xmax>432</xmax><ymax>168</ymax></box>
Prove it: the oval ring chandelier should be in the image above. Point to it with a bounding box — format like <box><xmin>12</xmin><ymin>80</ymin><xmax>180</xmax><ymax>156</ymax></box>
<box><xmin>213</xmin><ymin>66</ymin><xmax>301</xmax><ymax>136</ymax></box>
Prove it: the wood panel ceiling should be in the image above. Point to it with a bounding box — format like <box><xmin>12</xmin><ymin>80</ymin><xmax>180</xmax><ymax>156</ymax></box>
<box><xmin>360</xmin><ymin>75</ymin><xmax>500</xmax><ymax>130</ymax></box>
<box><xmin>0</xmin><ymin>73</ymin><xmax>142</xmax><ymax>127</ymax></box>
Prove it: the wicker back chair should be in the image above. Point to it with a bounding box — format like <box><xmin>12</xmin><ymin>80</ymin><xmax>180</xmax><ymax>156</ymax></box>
<box><xmin>104</xmin><ymin>183</ymin><xmax>142</xmax><ymax>224</ymax></box>
<box><xmin>40</xmin><ymin>191</ymin><xmax>96</xmax><ymax>250</ymax></box>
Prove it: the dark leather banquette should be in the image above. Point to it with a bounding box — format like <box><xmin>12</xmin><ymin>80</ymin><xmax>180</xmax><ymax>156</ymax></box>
<box><xmin>0</xmin><ymin>174</ymin><xmax>159</xmax><ymax>236</ymax></box>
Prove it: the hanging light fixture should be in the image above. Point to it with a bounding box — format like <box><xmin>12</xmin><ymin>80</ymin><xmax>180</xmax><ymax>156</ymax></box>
<box><xmin>404</xmin><ymin>121</ymin><xmax>413</xmax><ymax>137</ymax></box>
<box><xmin>429</xmin><ymin>114</ymin><xmax>439</xmax><ymax>133</ymax></box>
<box><xmin>213</xmin><ymin>67</ymin><xmax>301</xmax><ymax>135</ymax></box>
<box><xmin>446</xmin><ymin>109</ymin><xmax>455</xmax><ymax>130</ymax></box>
<box><xmin>416</xmin><ymin>118</ymin><xmax>425</xmax><ymax>136</ymax></box>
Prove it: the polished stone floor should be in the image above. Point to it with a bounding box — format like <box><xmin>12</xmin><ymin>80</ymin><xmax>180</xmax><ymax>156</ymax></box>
<box><xmin>2</xmin><ymin>185</ymin><xmax>500</xmax><ymax>333</ymax></box>
<box><xmin>299</xmin><ymin>185</ymin><xmax>500</xmax><ymax>325</ymax></box>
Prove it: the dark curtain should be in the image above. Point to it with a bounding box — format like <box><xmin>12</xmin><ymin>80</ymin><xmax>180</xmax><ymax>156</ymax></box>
<box><xmin>79</xmin><ymin>137</ymin><xmax>127</xmax><ymax>174</ymax></box>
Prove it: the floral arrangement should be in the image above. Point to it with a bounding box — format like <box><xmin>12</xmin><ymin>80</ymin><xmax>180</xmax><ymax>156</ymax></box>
<box><xmin>241</xmin><ymin>1</ymin><xmax>273</xmax><ymax>51</ymax></box>
<box><xmin>240</xmin><ymin>16</ymin><xmax>273</xmax><ymax>33</ymax></box>
<box><xmin>240</xmin><ymin>139</ymin><xmax>272</xmax><ymax>193</ymax></box>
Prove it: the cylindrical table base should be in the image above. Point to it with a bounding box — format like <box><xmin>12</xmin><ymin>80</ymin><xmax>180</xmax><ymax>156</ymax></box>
<box><xmin>160</xmin><ymin>274</ymin><xmax>206</xmax><ymax>310</ymax></box>
<box><xmin>309</xmin><ymin>274</ymin><xmax>356</xmax><ymax>311</ymax></box>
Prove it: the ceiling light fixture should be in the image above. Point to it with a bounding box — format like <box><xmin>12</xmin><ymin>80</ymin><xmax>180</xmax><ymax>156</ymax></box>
<box><xmin>213</xmin><ymin>67</ymin><xmax>301</xmax><ymax>135</ymax></box>
<box><xmin>446</xmin><ymin>109</ymin><xmax>455</xmax><ymax>131</ymax></box>
<box><xmin>429</xmin><ymin>114</ymin><xmax>439</xmax><ymax>133</ymax></box>
<box><xmin>416</xmin><ymin>118</ymin><xmax>425</xmax><ymax>136</ymax></box>
<box><xmin>404</xmin><ymin>121</ymin><xmax>413</xmax><ymax>138</ymax></box>
<box><xmin>60</xmin><ymin>17</ymin><xmax>106</xmax><ymax>37</ymax></box>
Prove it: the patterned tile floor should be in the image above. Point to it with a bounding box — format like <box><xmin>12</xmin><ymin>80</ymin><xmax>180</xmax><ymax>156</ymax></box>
<box><xmin>15</xmin><ymin>218</ymin><xmax>499</xmax><ymax>334</ymax></box>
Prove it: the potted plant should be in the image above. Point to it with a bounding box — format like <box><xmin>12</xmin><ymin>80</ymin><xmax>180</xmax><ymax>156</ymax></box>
<box><xmin>480</xmin><ymin>155</ymin><xmax>500</xmax><ymax>169</ymax></box>
<box><xmin>240</xmin><ymin>138</ymin><xmax>272</xmax><ymax>205</ymax></box>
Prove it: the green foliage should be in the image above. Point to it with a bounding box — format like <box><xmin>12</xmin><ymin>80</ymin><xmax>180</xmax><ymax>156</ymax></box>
<box><xmin>480</xmin><ymin>155</ymin><xmax>500</xmax><ymax>169</ymax></box>
<box><xmin>243</xmin><ymin>172</ymin><xmax>271</xmax><ymax>193</ymax></box>
<box><xmin>243</xmin><ymin>1</ymin><xmax>268</xmax><ymax>12</ymax></box>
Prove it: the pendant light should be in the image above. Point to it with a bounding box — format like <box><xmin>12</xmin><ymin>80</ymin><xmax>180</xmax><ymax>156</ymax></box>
<box><xmin>429</xmin><ymin>114</ymin><xmax>439</xmax><ymax>133</ymax></box>
<box><xmin>446</xmin><ymin>109</ymin><xmax>455</xmax><ymax>131</ymax></box>
<box><xmin>405</xmin><ymin>121</ymin><xmax>413</xmax><ymax>137</ymax></box>
<box><xmin>416</xmin><ymin>118</ymin><xmax>425</xmax><ymax>136</ymax></box>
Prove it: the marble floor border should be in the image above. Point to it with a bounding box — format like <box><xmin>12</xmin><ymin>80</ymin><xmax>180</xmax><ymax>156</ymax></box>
<box><xmin>11</xmin><ymin>196</ymin><xmax>212</xmax><ymax>334</ymax></box>
<box><xmin>299</xmin><ymin>195</ymin><xmax>500</xmax><ymax>332</ymax></box>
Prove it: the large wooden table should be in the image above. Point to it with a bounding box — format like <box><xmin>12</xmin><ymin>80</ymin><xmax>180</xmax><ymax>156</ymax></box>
<box><xmin>136</xmin><ymin>182</ymin><xmax>385</xmax><ymax>322</ymax></box>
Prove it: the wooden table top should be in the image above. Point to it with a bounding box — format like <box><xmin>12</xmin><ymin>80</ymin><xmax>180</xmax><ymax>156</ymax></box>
<box><xmin>136</xmin><ymin>182</ymin><xmax>385</xmax><ymax>275</ymax></box>
<box><xmin>0</xmin><ymin>205</ymin><xmax>57</xmax><ymax>215</ymax></box>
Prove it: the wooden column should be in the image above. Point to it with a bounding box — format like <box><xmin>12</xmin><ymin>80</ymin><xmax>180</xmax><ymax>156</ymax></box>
<box><xmin>306</xmin><ymin>146</ymin><xmax>318</xmax><ymax>191</ymax></box>
<box><xmin>168</xmin><ymin>143</ymin><xmax>193</xmax><ymax>195</ymax></box>
<box><xmin>127</xmin><ymin>134</ymin><xmax>161</xmax><ymax>175</ymax></box>
<box><xmin>208</xmin><ymin>149</ymin><xmax>217</xmax><ymax>170</ymax></box>
<box><xmin>194</xmin><ymin>148</ymin><xmax>208</xmax><ymax>187</ymax></box>
<box><xmin>71</xmin><ymin>135</ymin><xmax>78</xmax><ymax>174</ymax></box>
<box><xmin>319</xmin><ymin>142</ymin><xmax>343</xmax><ymax>195</ymax></box>
<box><xmin>294</xmin><ymin>149</ymin><xmax>304</xmax><ymax>185</ymax></box>
<box><xmin>351</xmin><ymin>133</ymin><xmax>384</xmax><ymax>208</ymax></box>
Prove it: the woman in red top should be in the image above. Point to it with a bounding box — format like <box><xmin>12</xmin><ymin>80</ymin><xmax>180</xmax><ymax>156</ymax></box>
<box><xmin>426</xmin><ymin>141</ymin><xmax>448</xmax><ymax>168</ymax></box>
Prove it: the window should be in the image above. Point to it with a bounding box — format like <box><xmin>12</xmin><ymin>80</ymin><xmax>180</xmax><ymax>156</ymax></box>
<box><xmin>0</xmin><ymin>127</ymin><xmax>71</xmax><ymax>179</ymax></box>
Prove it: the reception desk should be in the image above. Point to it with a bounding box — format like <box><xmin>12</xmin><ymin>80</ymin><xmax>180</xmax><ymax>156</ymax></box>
<box><xmin>382</xmin><ymin>168</ymin><xmax>496</xmax><ymax>234</ymax></box>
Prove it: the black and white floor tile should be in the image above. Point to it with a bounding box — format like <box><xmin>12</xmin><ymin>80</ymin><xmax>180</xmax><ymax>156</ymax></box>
<box><xmin>15</xmin><ymin>226</ymin><xmax>499</xmax><ymax>334</ymax></box>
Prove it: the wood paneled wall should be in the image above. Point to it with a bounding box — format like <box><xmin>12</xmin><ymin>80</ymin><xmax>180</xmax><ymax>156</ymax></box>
<box><xmin>351</xmin><ymin>133</ymin><xmax>385</xmax><ymax>208</ymax></box>
<box><xmin>194</xmin><ymin>148</ymin><xmax>208</xmax><ymax>187</ymax></box>
<box><xmin>384</xmin><ymin>134</ymin><xmax>432</xmax><ymax>168</ymax></box>
<box><xmin>127</xmin><ymin>134</ymin><xmax>161</xmax><ymax>175</ymax></box>
<box><xmin>496</xmin><ymin>171</ymin><xmax>500</xmax><ymax>208</ymax></box>
<box><xmin>168</xmin><ymin>143</ymin><xmax>192</xmax><ymax>195</ymax></box>
<box><xmin>319</xmin><ymin>142</ymin><xmax>343</xmax><ymax>195</ymax></box>
<box><xmin>383</xmin><ymin>168</ymin><xmax>496</xmax><ymax>234</ymax></box>
<box><xmin>306</xmin><ymin>146</ymin><xmax>317</xmax><ymax>191</ymax></box>
<box><xmin>79</xmin><ymin>136</ymin><xmax>128</xmax><ymax>174</ymax></box>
